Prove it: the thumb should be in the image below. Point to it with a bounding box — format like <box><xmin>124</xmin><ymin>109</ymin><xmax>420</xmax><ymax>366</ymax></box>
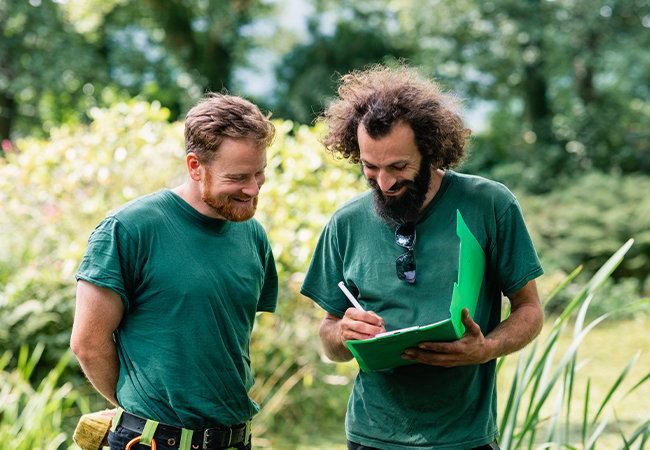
<box><xmin>461</xmin><ymin>308</ymin><xmax>480</xmax><ymax>333</ymax></box>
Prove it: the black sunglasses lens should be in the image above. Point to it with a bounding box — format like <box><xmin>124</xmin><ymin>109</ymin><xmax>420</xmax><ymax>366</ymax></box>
<box><xmin>395</xmin><ymin>223</ymin><xmax>416</xmax><ymax>248</ymax></box>
<box><xmin>396</xmin><ymin>251</ymin><xmax>416</xmax><ymax>284</ymax></box>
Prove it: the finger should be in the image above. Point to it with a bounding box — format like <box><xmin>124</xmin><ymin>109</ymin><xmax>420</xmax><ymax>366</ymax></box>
<box><xmin>416</xmin><ymin>340</ymin><xmax>454</xmax><ymax>353</ymax></box>
<box><xmin>341</xmin><ymin>313</ymin><xmax>385</xmax><ymax>339</ymax></box>
<box><xmin>366</xmin><ymin>311</ymin><xmax>386</xmax><ymax>327</ymax></box>
<box><xmin>344</xmin><ymin>308</ymin><xmax>385</xmax><ymax>329</ymax></box>
<box><xmin>461</xmin><ymin>308</ymin><xmax>482</xmax><ymax>336</ymax></box>
<box><xmin>401</xmin><ymin>348</ymin><xmax>458</xmax><ymax>367</ymax></box>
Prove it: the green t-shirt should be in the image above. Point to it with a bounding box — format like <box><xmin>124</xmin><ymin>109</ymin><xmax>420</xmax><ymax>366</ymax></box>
<box><xmin>300</xmin><ymin>171</ymin><xmax>543</xmax><ymax>450</ymax></box>
<box><xmin>76</xmin><ymin>189</ymin><xmax>278</xmax><ymax>429</ymax></box>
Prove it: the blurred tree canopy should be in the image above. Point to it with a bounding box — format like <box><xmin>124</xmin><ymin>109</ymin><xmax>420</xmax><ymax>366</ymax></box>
<box><xmin>267</xmin><ymin>9</ymin><xmax>416</xmax><ymax>125</ymax></box>
<box><xmin>408</xmin><ymin>0</ymin><xmax>650</xmax><ymax>191</ymax></box>
<box><xmin>0</xmin><ymin>0</ymin><xmax>278</xmax><ymax>144</ymax></box>
<box><xmin>3</xmin><ymin>0</ymin><xmax>649</xmax><ymax>191</ymax></box>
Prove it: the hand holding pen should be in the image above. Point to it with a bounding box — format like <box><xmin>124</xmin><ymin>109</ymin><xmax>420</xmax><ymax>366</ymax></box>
<box><xmin>338</xmin><ymin>282</ymin><xmax>385</xmax><ymax>340</ymax></box>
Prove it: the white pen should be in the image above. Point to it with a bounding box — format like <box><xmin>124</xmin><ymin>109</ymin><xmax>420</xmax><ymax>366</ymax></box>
<box><xmin>338</xmin><ymin>281</ymin><xmax>365</xmax><ymax>311</ymax></box>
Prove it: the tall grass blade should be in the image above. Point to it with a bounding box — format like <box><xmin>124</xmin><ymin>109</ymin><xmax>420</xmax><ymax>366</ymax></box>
<box><xmin>582</xmin><ymin>379</ymin><xmax>590</xmax><ymax>448</ymax></box>
<box><xmin>611</xmin><ymin>410</ymin><xmax>634</xmax><ymax>450</ymax></box>
<box><xmin>555</xmin><ymin>239</ymin><xmax>634</xmax><ymax>326</ymax></box>
<box><xmin>586</xmin><ymin>409</ymin><xmax>614</xmax><ymax>450</ymax></box>
<box><xmin>592</xmin><ymin>350</ymin><xmax>641</xmax><ymax>425</ymax></box>
<box><xmin>614</xmin><ymin>409</ymin><xmax>650</xmax><ymax>450</ymax></box>
<box><xmin>543</xmin><ymin>265</ymin><xmax>583</xmax><ymax>308</ymax></box>
<box><xmin>514</xmin><ymin>315</ymin><xmax>608</xmax><ymax>448</ymax></box>
<box><xmin>544</xmin><ymin>374</ymin><xmax>566</xmax><ymax>444</ymax></box>
<box><xmin>501</xmin><ymin>348</ymin><xmax>526</xmax><ymax>435</ymax></box>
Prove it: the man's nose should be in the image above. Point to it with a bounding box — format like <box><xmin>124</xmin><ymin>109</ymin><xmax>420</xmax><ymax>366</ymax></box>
<box><xmin>377</xmin><ymin>170</ymin><xmax>397</xmax><ymax>193</ymax></box>
<box><xmin>242</xmin><ymin>178</ymin><xmax>260</xmax><ymax>197</ymax></box>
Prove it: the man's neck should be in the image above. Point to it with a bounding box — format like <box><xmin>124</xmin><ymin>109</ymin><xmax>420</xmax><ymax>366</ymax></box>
<box><xmin>171</xmin><ymin>180</ymin><xmax>220</xmax><ymax>219</ymax></box>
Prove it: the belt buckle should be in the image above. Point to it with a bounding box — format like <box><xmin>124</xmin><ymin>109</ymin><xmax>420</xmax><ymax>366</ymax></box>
<box><xmin>203</xmin><ymin>427</ymin><xmax>232</xmax><ymax>450</ymax></box>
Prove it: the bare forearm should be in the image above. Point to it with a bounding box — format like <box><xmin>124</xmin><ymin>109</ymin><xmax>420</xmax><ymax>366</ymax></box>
<box><xmin>74</xmin><ymin>343</ymin><xmax>121</xmax><ymax>407</ymax></box>
<box><xmin>485</xmin><ymin>301</ymin><xmax>544</xmax><ymax>359</ymax></box>
<box><xmin>319</xmin><ymin>318</ymin><xmax>354</xmax><ymax>362</ymax></box>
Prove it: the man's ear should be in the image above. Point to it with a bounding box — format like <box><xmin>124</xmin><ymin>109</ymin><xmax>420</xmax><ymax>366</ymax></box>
<box><xmin>186</xmin><ymin>153</ymin><xmax>202</xmax><ymax>181</ymax></box>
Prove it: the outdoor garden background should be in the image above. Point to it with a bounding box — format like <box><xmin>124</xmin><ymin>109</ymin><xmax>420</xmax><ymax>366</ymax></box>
<box><xmin>1</xmin><ymin>0</ymin><xmax>650</xmax><ymax>448</ymax></box>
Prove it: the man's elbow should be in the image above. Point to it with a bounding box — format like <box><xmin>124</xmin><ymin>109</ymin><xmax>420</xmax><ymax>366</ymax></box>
<box><xmin>70</xmin><ymin>331</ymin><xmax>104</xmax><ymax>363</ymax></box>
<box><xmin>70</xmin><ymin>332</ymin><xmax>88</xmax><ymax>360</ymax></box>
<box><xmin>529</xmin><ymin>302</ymin><xmax>545</xmax><ymax>340</ymax></box>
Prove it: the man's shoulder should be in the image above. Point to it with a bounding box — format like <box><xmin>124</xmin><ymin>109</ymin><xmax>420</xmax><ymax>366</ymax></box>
<box><xmin>110</xmin><ymin>190</ymin><xmax>171</xmax><ymax>218</ymax></box>
<box><xmin>451</xmin><ymin>171</ymin><xmax>513</xmax><ymax>194</ymax></box>
<box><xmin>449</xmin><ymin>171</ymin><xmax>516</xmax><ymax>205</ymax></box>
<box><xmin>331</xmin><ymin>190</ymin><xmax>373</xmax><ymax>220</ymax></box>
<box><xmin>107</xmin><ymin>190</ymin><xmax>175</xmax><ymax>225</ymax></box>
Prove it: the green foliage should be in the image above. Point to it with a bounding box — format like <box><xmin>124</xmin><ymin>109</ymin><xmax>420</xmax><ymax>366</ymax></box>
<box><xmin>268</xmin><ymin>14</ymin><xmax>415</xmax><ymax>124</ymax></box>
<box><xmin>385</xmin><ymin>0</ymin><xmax>650</xmax><ymax>189</ymax></box>
<box><xmin>0</xmin><ymin>0</ymin><xmax>110</xmax><ymax>141</ymax></box>
<box><xmin>0</xmin><ymin>100</ymin><xmax>184</xmax><ymax>376</ymax></box>
<box><xmin>517</xmin><ymin>172</ymin><xmax>650</xmax><ymax>306</ymax></box>
<box><xmin>497</xmin><ymin>240</ymin><xmax>650</xmax><ymax>449</ymax></box>
<box><xmin>0</xmin><ymin>0</ymin><xmax>280</xmax><ymax>142</ymax></box>
<box><xmin>0</xmin><ymin>345</ymin><xmax>90</xmax><ymax>450</ymax></box>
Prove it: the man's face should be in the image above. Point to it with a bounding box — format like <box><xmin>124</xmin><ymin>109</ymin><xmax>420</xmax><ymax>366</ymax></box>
<box><xmin>358</xmin><ymin>122</ymin><xmax>432</xmax><ymax>226</ymax></box>
<box><xmin>199</xmin><ymin>137</ymin><xmax>267</xmax><ymax>222</ymax></box>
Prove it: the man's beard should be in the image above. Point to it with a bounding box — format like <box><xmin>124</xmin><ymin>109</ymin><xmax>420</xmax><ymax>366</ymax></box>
<box><xmin>367</xmin><ymin>158</ymin><xmax>432</xmax><ymax>227</ymax></box>
<box><xmin>201</xmin><ymin>171</ymin><xmax>258</xmax><ymax>222</ymax></box>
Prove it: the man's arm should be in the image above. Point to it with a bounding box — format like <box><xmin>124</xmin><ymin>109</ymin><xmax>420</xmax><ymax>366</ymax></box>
<box><xmin>319</xmin><ymin>309</ymin><xmax>386</xmax><ymax>362</ymax></box>
<box><xmin>403</xmin><ymin>279</ymin><xmax>544</xmax><ymax>367</ymax></box>
<box><xmin>70</xmin><ymin>279</ymin><xmax>124</xmax><ymax>406</ymax></box>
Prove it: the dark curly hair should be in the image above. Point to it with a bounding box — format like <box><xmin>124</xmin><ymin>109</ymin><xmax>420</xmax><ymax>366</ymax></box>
<box><xmin>184</xmin><ymin>92</ymin><xmax>276</xmax><ymax>164</ymax></box>
<box><xmin>320</xmin><ymin>63</ymin><xmax>470</xmax><ymax>169</ymax></box>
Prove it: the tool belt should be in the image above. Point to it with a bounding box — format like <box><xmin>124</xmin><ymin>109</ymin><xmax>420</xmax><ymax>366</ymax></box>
<box><xmin>110</xmin><ymin>408</ymin><xmax>251</xmax><ymax>450</ymax></box>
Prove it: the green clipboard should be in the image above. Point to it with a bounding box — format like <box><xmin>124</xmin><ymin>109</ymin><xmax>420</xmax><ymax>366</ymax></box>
<box><xmin>345</xmin><ymin>210</ymin><xmax>486</xmax><ymax>373</ymax></box>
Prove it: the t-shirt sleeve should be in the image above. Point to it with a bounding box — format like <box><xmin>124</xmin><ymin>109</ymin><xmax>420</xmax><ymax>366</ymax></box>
<box><xmin>300</xmin><ymin>219</ymin><xmax>349</xmax><ymax>317</ymax></box>
<box><xmin>257</xmin><ymin>240</ymin><xmax>278</xmax><ymax>313</ymax></box>
<box><xmin>495</xmin><ymin>199</ymin><xmax>544</xmax><ymax>297</ymax></box>
<box><xmin>75</xmin><ymin>216</ymin><xmax>136</xmax><ymax>312</ymax></box>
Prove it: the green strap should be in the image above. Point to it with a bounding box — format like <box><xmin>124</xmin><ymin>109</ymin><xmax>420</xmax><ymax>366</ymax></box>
<box><xmin>179</xmin><ymin>428</ymin><xmax>193</xmax><ymax>450</ymax></box>
<box><xmin>220</xmin><ymin>420</ymin><xmax>252</xmax><ymax>450</ymax></box>
<box><xmin>140</xmin><ymin>419</ymin><xmax>159</xmax><ymax>447</ymax></box>
<box><xmin>110</xmin><ymin>408</ymin><xmax>124</xmax><ymax>433</ymax></box>
<box><xmin>244</xmin><ymin>420</ymin><xmax>251</xmax><ymax>445</ymax></box>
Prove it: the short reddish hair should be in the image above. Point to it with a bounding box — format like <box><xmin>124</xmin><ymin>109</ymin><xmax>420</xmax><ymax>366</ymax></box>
<box><xmin>184</xmin><ymin>93</ymin><xmax>276</xmax><ymax>163</ymax></box>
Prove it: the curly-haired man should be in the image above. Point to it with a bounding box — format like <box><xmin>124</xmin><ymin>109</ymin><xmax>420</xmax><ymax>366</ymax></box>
<box><xmin>71</xmin><ymin>93</ymin><xmax>278</xmax><ymax>450</ymax></box>
<box><xmin>301</xmin><ymin>64</ymin><xmax>545</xmax><ymax>450</ymax></box>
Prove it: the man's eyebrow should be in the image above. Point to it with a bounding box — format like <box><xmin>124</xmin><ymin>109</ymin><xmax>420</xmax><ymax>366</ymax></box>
<box><xmin>360</xmin><ymin>158</ymin><xmax>409</xmax><ymax>167</ymax></box>
<box><xmin>226</xmin><ymin>163</ymin><xmax>268</xmax><ymax>178</ymax></box>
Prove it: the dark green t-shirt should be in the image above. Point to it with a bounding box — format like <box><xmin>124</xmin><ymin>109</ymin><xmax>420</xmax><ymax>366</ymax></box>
<box><xmin>301</xmin><ymin>171</ymin><xmax>543</xmax><ymax>450</ymax></box>
<box><xmin>76</xmin><ymin>189</ymin><xmax>278</xmax><ymax>429</ymax></box>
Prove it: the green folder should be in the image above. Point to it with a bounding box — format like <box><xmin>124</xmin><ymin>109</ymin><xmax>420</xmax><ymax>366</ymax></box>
<box><xmin>346</xmin><ymin>210</ymin><xmax>486</xmax><ymax>373</ymax></box>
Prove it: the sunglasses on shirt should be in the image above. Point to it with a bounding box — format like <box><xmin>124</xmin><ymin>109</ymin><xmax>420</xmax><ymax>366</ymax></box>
<box><xmin>395</xmin><ymin>222</ymin><xmax>416</xmax><ymax>284</ymax></box>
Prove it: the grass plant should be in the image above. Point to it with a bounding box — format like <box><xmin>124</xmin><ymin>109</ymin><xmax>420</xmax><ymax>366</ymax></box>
<box><xmin>0</xmin><ymin>344</ymin><xmax>90</xmax><ymax>450</ymax></box>
<box><xmin>497</xmin><ymin>239</ymin><xmax>650</xmax><ymax>450</ymax></box>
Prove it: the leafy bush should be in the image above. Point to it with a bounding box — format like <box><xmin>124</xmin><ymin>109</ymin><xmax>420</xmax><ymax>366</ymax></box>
<box><xmin>517</xmin><ymin>172</ymin><xmax>650</xmax><ymax>284</ymax></box>
<box><xmin>0</xmin><ymin>345</ymin><xmax>88</xmax><ymax>450</ymax></box>
<box><xmin>0</xmin><ymin>100</ymin><xmax>184</xmax><ymax>379</ymax></box>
